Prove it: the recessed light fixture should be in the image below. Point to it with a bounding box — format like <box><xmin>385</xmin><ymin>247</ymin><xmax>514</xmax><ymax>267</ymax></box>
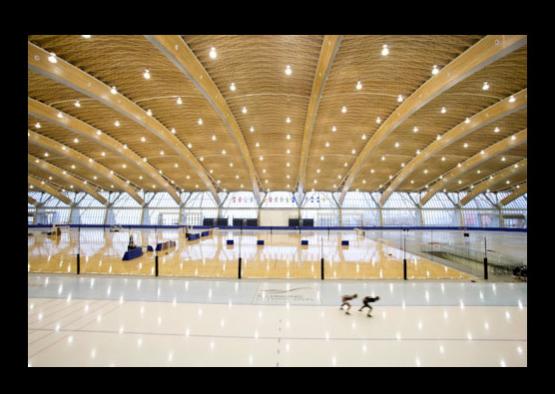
<box><xmin>494</xmin><ymin>127</ymin><xmax>500</xmax><ymax>133</ymax></box>
<box><xmin>74</xmin><ymin>100</ymin><xmax>81</xmax><ymax>108</ymax></box>
<box><xmin>457</xmin><ymin>163</ymin><xmax>462</xmax><ymax>168</ymax></box>
<box><xmin>284</xmin><ymin>65</ymin><xmax>292</xmax><ymax>76</ymax></box>
<box><xmin>81</xmin><ymin>35</ymin><xmax>92</xmax><ymax>39</ymax></box>
<box><xmin>381</xmin><ymin>155</ymin><xmax>386</xmax><ymax>161</ymax></box>
<box><xmin>143</xmin><ymin>69</ymin><xmax>151</xmax><ymax>80</ymax></box>
<box><xmin>255</xmin><ymin>142</ymin><xmax>260</xmax><ymax>148</ymax></box>
<box><xmin>441</xmin><ymin>156</ymin><xmax>446</xmax><ymax>162</ymax></box>
<box><xmin>229</xmin><ymin>162</ymin><xmax>234</xmax><ymax>167</ymax></box>
<box><xmin>221</xmin><ymin>149</ymin><xmax>227</xmax><ymax>155</ymax></box>
<box><xmin>463</xmin><ymin>143</ymin><xmax>468</xmax><ymax>148</ymax></box>
<box><xmin>286</xmin><ymin>134</ymin><xmax>291</xmax><ymax>140</ymax></box>
<box><xmin>351</xmin><ymin>149</ymin><xmax>356</xmax><ymax>155</ymax></box>
<box><xmin>440</xmin><ymin>106</ymin><xmax>447</xmax><ymax>114</ymax></box>
<box><xmin>47</xmin><ymin>52</ymin><xmax>57</xmax><ymax>64</ymax></box>
<box><xmin>249</xmin><ymin>126</ymin><xmax>255</xmax><ymax>133</ymax></box>
<box><xmin>394</xmin><ymin>142</ymin><xmax>400</xmax><ymax>148</ymax></box>
<box><xmin>355</xmin><ymin>81</ymin><xmax>363</xmax><ymax>90</ymax></box>
<box><xmin>511</xmin><ymin>135</ymin><xmax>516</xmax><ymax>141</ymax></box>
<box><xmin>332</xmin><ymin>126</ymin><xmax>337</xmax><ymax>132</ymax></box>
<box><xmin>424</xmin><ymin>169</ymin><xmax>428</xmax><ymax>174</ymax></box>
<box><xmin>381</xmin><ymin>44</ymin><xmax>389</xmax><ymax>57</ymax></box>
<box><xmin>241</xmin><ymin>107</ymin><xmax>248</xmax><ymax>114</ymax></box>
<box><xmin>480</xmin><ymin>150</ymin><xmax>485</xmax><ymax>155</ymax></box>
<box><xmin>197</xmin><ymin>118</ymin><xmax>203</xmax><ymax>126</ymax></box>
<box><xmin>325</xmin><ymin>142</ymin><xmax>330</xmax><ymax>148</ymax></box>
<box><xmin>321</xmin><ymin>156</ymin><xmax>325</xmax><ymax>161</ymax></box>
<box><xmin>397</xmin><ymin>95</ymin><xmax>404</xmax><ymax>103</ymax></box>
<box><xmin>114</xmin><ymin>120</ymin><xmax>120</xmax><ymax>127</ymax></box>
<box><xmin>73</xmin><ymin>138</ymin><xmax>79</xmax><ymax>144</ymax></box>
<box><xmin>286</xmin><ymin>117</ymin><xmax>291</xmax><ymax>124</ymax></box>
<box><xmin>465</xmin><ymin>117</ymin><xmax>470</xmax><ymax>124</ymax></box>
<box><xmin>140</xmin><ymin>136</ymin><xmax>146</xmax><ymax>143</ymax></box>
<box><xmin>146</xmin><ymin>109</ymin><xmax>153</xmax><ymax>116</ymax></box>
<box><xmin>35</xmin><ymin>122</ymin><xmax>41</xmax><ymax>129</ymax></box>
<box><xmin>482</xmin><ymin>81</ymin><xmax>490</xmax><ymax>91</ymax></box>
<box><xmin>286</xmin><ymin>162</ymin><xmax>290</xmax><ymax>167</ymax></box>
<box><xmin>209</xmin><ymin>47</ymin><xmax>217</xmax><ymax>60</ymax></box>
<box><xmin>160</xmin><ymin>150</ymin><xmax>165</xmax><ymax>156</ymax></box>
<box><xmin>501</xmin><ymin>156</ymin><xmax>506</xmax><ymax>162</ymax></box>
<box><xmin>96</xmin><ymin>130</ymin><xmax>102</xmax><ymax>136</ymax></box>
<box><xmin>176</xmin><ymin>97</ymin><xmax>183</xmax><ymax>105</ymax></box>
<box><xmin>171</xmin><ymin>128</ymin><xmax>176</xmax><ymax>134</ymax></box>
<box><xmin>259</xmin><ymin>156</ymin><xmax>263</xmax><ymax>161</ymax></box>
<box><xmin>370</xmin><ymin>169</ymin><xmax>374</xmax><ymax>173</ymax></box>
<box><xmin>361</xmin><ymin>134</ymin><xmax>367</xmax><ymax>140</ymax></box>
<box><xmin>341</xmin><ymin>106</ymin><xmax>347</xmax><ymax>114</ymax></box>
<box><xmin>431</xmin><ymin>65</ymin><xmax>440</xmax><ymax>75</ymax></box>
<box><xmin>436</xmin><ymin>134</ymin><xmax>442</xmax><ymax>141</ymax></box>
<box><xmin>110</xmin><ymin>86</ymin><xmax>118</xmax><ymax>95</ymax></box>
<box><xmin>57</xmin><ymin>112</ymin><xmax>64</xmax><ymax>119</ymax></box>
<box><xmin>229</xmin><ymin>82</ymin><xmax>236</xmax><ymax>92</ymax></box>
<box><xmin>509</xmin><ymin>95</ymin><xmax>516</xmax><ymax>103</ymax></box>
<box><xmin>413</xmin><ymin>126</ymin><xmax>419</xmax><ymax>133</ymax></box>
<box><xmin>187</xmin><ymin>143</ymin><xmax>192</xmax><ymax>149</ymax></box>
<box><xmin>416</xmin><ymin>149</ymin><xmax>421</xmax><ymax>155</ymax></box>
<box><xmin>286</xmin><ymin>149</ymin><xmax>291</xmax><ymax>154</ymax></box>
<box><xmin>44</xmin><ymin>152</ymin><xmax>49</xmax><ymax>157</ymax></box>
<box><xmin>376</xmin><ymin>116</ymin><xmax>382</xmax><ymax>124</ymax></box>
<box><xmin>211</xmin><ymin>134</ymin><xmax>217</xmax><ymax>141</ymax></box>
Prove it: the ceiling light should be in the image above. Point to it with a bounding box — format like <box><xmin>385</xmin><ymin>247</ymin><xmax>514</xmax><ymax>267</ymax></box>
<box><xmin>284</xmin><ymin>65</ymin><xmax>292</xmax><ymax>76</ymax></box>
<box><xmin>477</xmin><ymin>170</ymin><xmax>481</xmax><ymax>174</ymax></box>
<box><xmin>397</xmin><ymin>95</ymin><xmax>404</xmax><ymax>103</ymax></box>
<box><xmin>316</xmin><ymin>169</ymin><xmax>321</xmax><ymax>174</ymax></box>
<box><xmin>325</xmin><ymin>142</ymin><xmax>330</xmax><ymax>148</ymax></box>
<box><xmin>509</xmin><ymin>95</ymin><xmax>516</xmax><ymax>103</ymax></box>
<box><xmin>457</xmin><ymin>163</ymin><xmax>462</xmax><ymax>168</ymax></box>
<box><xmin>381</xmin><ymin>44</ymin><xmax>389</xmax><ymax>57</ymax></box>
<box><xmin>480</xmin><ymin>150</ymin><xmax>485</xmax><ymax>155</ymax></box>
<box><xmin>341</xmin><ymin>106</ymin><xmax>347</xmax><ymax>114</ymax></box>
<box><xmin>114</xmin><ymin>120</ymin><xmax>120</xmax><ymax>127</ymax></box>
<box><xmin>416</xmin><ymin>149</ymin><xmax>421</xmax><ymax>155</ymax></box>
<box><xmin>57</xmin><ymin>112</ymin><xmax>63</xmax><ymax>119</ymax></box>
<box><xmin>187</xmin><ymin>143</ymin><xmax>192</xmax><ymax>149</ymax></box>
<box><xmin>361</xmin><ymin>134</ymin><xmax>367</xmax><ymax>140</ymax></box>
<box><xmin>376</xmin><ymin>116</ymin><xmax>382</xmax><ymax>124</ymax></box>
<box><xmin>170</xmin><ymin>128</ymin><xmax>176</xmax><ymax>135</ymax></box>
<box><xmin>34</xmin><ymin>122</ymin><xmax>41</xmax><ymax>129</ymax></box>
<box><xmin>370</xmin><ymin>169</ymin><xmax>374</xmax><ymax>173</ymax></box>
<box><xmin>286</xmin><ymin>117</ymin><xmax>291</xmax><ymax>124</ymax></box>
<box><xmin>143</xmin><ymin>69</ymin><xmax>151</xmax><ymax>80</ymax></box>
<box><xmin>73</xmin><ymin>138</ymin><xmax>79</xmax><ymax>144</ymax></box>
<box><xmin>110</xmin><ymin>86</ymin><xmax>117</xmax><ymax>95</ymax></box>
<box><xmin>71</xmin><ymin>164</ymin><xmax>76</xmax><ymax>169</ymax></box>
<box><xmin>286</xmin><ymin>149</ymin><xmax>291</xmax><ymax>154</ymax></box>
<box><xmin>501</xmin><ymin>156</ymin><xmax>506</xmax><ymax>162</ymax></box>
<box><xmin>286</xmin><ymin>134</ymin><xmax>291</xmax><ymax>140</ymax></box>
<box><xmin>160</xmin><ymin>150</ymin><xmax>165</xmax><ymax>156</ymax></box>
<box><xmin>362</xmin><ymin>179</ymin><xmax>366</xmax><ymax>184</ymax></box>
<box><xmin>44</xmin><ymin>152</ymin><xmax>49</xmax><ymax>157</ymax></box>
<box><xmin>235</xmin><ymin>174</ymin><xmax>239</xmax><ymax>179</ymax></box>
<box><xmin>74</xmin><ymin>100</ymin><xmax>81</xmax><ymax>108</ymax></box>
<box><xmin>146</xmin><ymin>109</ymin><xmax>152</xmax><ymax>116</ymax></box>
<box><xmin>494</xmin><ymin>127</ymin><xmax>500</xmax><ymax>133</ymax></box>
<box><xmin>331</xmin><ymin>126</ymin><xmax>337</xmax><ymax>132</ymax></box>
<box><xmin>394</xmin><ymin>142</ymin><xmax>399</xmax><ymax>148</ymax></box>
<box><xmin>209</xmin><ymin>47</ymin><xmax>217</xmax><ymax>60</ymax></box>
<box><xmin>122</xmin><ymin>164</ymin><xmax>127</xmax><ymax>169</ymax></box>
<box><xmin>211</xmin><ymin>134</ymin><xmax>217</xmax><ymax>141</ymax></box>
<box><xmin>142</xmin><ymin>158</ymin><xmax>147</xmax><ymax>162</ymax></box>
<box><xmin>440</xmin><ymin>106</ymin><xmax>447</xmax><ymax>114</ymax></box>
<box><xmin>96</xmin><ymin>130</ymin><xmax>102</xmax><ymax>136</ymax></box>
<box><xmin>351</xmin><ymin>149</ymin><xmax>356</xmax><ymax>155</ymax></box>
<box><xmin>355</xmin><ymin>81</ymin><xmax>363</xmax><ymax>90</ymax></box>
<box><xmin>286</xmin><ymin>162</ymin><xmax>290</xmax><ymax>167</ymax></box>
<box><xmin>241</xmin><ymin>107</ymin><xmax>248</xmax><ymax>114</ymax></box>
<box><xmin>229</xmin><ymin>162</ymin><xmax>234</xmax><ymax>167</ymax></box>
<box><xmin>381</xmin><ymin>155</ymin><xmax>386</xmax><ymax>161</ymax></box>
<box><xmin>221</xmin><ymin>149</ymin><xmax>227</xmax><ymax>155</ymax></box>
<box><xmin>506</xmin><ymin>180</ymin><xmax>510</xmax><ymax>184</ymax></box>
<box><xmin>436</xmin><ymin>134</ymin><xmax>442</xmax><ymax>140</ymax></box>
<box><xmin>465</xmin><ymin>117</ymin><xmax>470</xmax><ymax>124</ymax></box>
<box><xmin>441</xmin><ymin>156</ymin><xmax>446</xmax><ymax>161</ymax></box>
<box><xmin>514</xmin><ymin>164</ymin><xmax>519</xmax><ymax>169</ymax></box>
<box><xmin>250</xmin><ymin>126</ymin><xmax>255</xmax><ymax>133</ymax></box>
<box><xmin>413</xmin><ymin>126</ymin><xmax>419</xmax><ymax>133</ymax></box>
<box><xmin>262</xmin><ymin>169</ymin><xmax>266</xmax><ymax>173</ymax></box>
<box><xmin>176</xmin><ymin>97</ymin><xmax>183</xmax><ymax>105</ymax></box>
<box><xmin>458</xmin><ymin>180</ymin><xmax>462</xmax><ymax>185</ymax></box>
<box><xmin>186</xmin><ymin>175</ymin><xmax>190</xmax><ymax>180</ymax></box>
<box><xmin>47</xmin><ymin>52</ymin><xmax>57</xmax><ymax>64</ymax></box>
<box><xmin>229</xmin><ymin>82</ymin><xmax>236</xmax><ymax>92</ymax></box>
<box><xmin>424</xmin><ymin>169</ymin><xmax>428</xmax><ymax>174</ymax></box>
<box><xmin>197</xmin><ymin>118</ymin><xmax>203</xmax><ymax>126</ymax></box>
<box><xmin>259</xmin><ymin>156</ymin><xmax>263</xmax><ymax>161</ymax></box>
<box><xmin>321</xmin><ymin>156</ymin><xmax>325</xmax><ymax>161</ymax></box>
<box><xmin>81</xmin><ymin>35</ymin><xmax>92</xmax><ymax>39</ymax></box>
<box><xmin>431</xmin><ymin>65</ymin><xmax>440</xmax><ymax>75</ymax></box>
<box><xmin>140</xmin><ymin>136</ymin><xmax>146</xmax><ymax>143</ymax></box>
<box><xmin>255</xmin><ymin>142</ymin><xmax>260</xmax><ymax>148</ymax></box>
<box><xmin>123</xmin><ymin>144</ymin><xmax>127</xmax><ymax>149</ymax></box>
<box><xmin>410</xmin><ymin>180</ymin><xmax>414</xmax><ymax>184</ymax></box>
<box><xmin>482</xmin><ymin>81</ymin><xmax>490</xmax><ymax>91</ymax></box>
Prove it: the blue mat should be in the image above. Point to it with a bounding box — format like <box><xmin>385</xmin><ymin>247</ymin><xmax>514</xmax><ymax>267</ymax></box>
<box><xmin>122</xmin><ymin>247</ymin><xmax>143</xmax><ymax>261</ymax></box>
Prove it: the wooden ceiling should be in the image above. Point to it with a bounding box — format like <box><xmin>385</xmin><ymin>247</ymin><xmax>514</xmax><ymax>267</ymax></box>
<box><xmin>27</xmin><ymin>35</ymin><xmax>527</xmax><ymax>204</ymax></box>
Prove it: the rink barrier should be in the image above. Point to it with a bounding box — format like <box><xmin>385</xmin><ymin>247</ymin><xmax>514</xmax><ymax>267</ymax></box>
<box><xmin>28</xmin><ymin>224</ymin><xmax>527</xmax><ymax>233</ymax></box>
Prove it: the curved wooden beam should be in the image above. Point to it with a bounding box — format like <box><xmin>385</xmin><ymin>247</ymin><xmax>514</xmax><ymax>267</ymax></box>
<box><xmin>28</xmin><ymin>195</ymin><xmax>38</xmax><ymax>206</ymax></box>
<box><xmin>28</xmin><ymin>41</ymin><xmax>219</xmax><ymax>204</ymax></box>
<box><xmin>381</xmin><ymin>90</ymin><xmax>527</xmax><ymax>205</ymax></box>
<box><xmin>460</xmin><ymin>159</ymin><xmax>527</xmax><ymax>206</ymax></box>
<box><xmin>28</xmin><ymin>98</ymin><xmax>180</xmax><ymax>204</ymax></box>
<box><xmin>339</xmin><ymin>35</ymin><xmax>527</xmax><ymax>203</ymax></box>
<box><xmin>297</xmin><ymin>35</ymin><xmax>342</xmax><ymax>194</ymax></box>
<box><xmin>145</xmin><ymin>35</ymin><xmax>260</xmax><ymax>203</ymax></box>
<box><xmin>29</xmin><ymin>154</ymin><xmax>108</xmax><ymax>205</ymax></box>
<box><xmin>500</xmin><ymin>182</ymin><xmax>527</xmax><ymax>206</ymax></box>
<box><xmin>28</xmin><ymin>175</ymin><xmax>72</xmax><ymax>205</ymax></box>
<box><xmin>28</xmin><ymin>130</ymin><xmax>144</xmax><ymax>205</ymax></box>
<box><xmin>421</xmin><ymin>128</ymin><xmax>527</xmax><ymax>206</ymax></box>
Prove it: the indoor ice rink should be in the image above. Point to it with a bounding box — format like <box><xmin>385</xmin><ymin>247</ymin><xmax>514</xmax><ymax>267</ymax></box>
<box><xmin>28</xmin><ymin>35</ymin><xmax>527</xmax><ymax>367</ymax></box>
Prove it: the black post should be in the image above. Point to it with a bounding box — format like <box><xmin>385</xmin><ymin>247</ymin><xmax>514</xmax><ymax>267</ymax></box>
<box><xmin>483</xmin><ymin>236</ymin><xmax>488</xmax><ymax>280</ymax></box>
<box><xmin>403</xmin><ymin>258</ymin><xmax>407</xmax><ymax>280</ymax></box>
<box><xmin>76</xmin><ymin>253</ymin><xmax>80</xmax><ymax>275</ymax></box>
<box><xmin>238</xmin><ymin>257</ymin><xmax>242</xmax><ymax>279</ymax></box>
<box><xmin>155</xmin><ymin>255</ymin><xmax>159</xmax><ymax>277</ymax></box>
<box><xmin>321</xmin><ymin>257</ymin><xmax>324</xmax><ymax>280</ymax></box>
<box><xmin>403</xmin><ymin>229</ymin><xmax>407</xmax><ymax>280</ymax></box>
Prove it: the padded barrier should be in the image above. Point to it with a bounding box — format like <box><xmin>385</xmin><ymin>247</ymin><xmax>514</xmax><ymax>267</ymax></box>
<box><xmin>257</xmin><ymin>240</ymin><xmax>265</xmax><ymax>245</ymax></box>
<box><xmin>227</xmin><ymin>239</ymin><xmax>234</xmax><ymax>245</ymax></box>
<box><xmin>341</xmin><ymin>240</ymin><xmax>349</xmax><ymax>246</ymax></box>
<box><xmin>301</xmin><ymin>240</ymin><xmax>308</xmax><ymax>245</ymax></box>
<box><xmin>147</xmin><ymin>245</ymin><xmax>154</xmax><ymax>252</ymax></box>
<box><xmin>187</xmin><ymin>233</ymin><xmax>200</xmax><ymax>241</ymax></box>
<box><xmin>201</xmin><ymin>231</ymin><xmax>210</xmax><ymax>237</ymax></box>
<box><xmin>156</xmin><ymin>240</ymin><xmax>176</xmax><ymax>251</ymax></box>
<box><xmin>122</xmin><ymin>247</ymin><xmax>143</xmax><ymax>261</ymax></box>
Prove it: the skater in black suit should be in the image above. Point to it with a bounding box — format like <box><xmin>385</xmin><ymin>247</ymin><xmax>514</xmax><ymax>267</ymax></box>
<box><xmin>359</xmin><ymin>296</ymin><xmax>380</xmax><ymax>317</ymax></box>
<box><xmin>339</xmin><ymin>294</ymin><xmax>357</xmax><ymax>315</ymax></box>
